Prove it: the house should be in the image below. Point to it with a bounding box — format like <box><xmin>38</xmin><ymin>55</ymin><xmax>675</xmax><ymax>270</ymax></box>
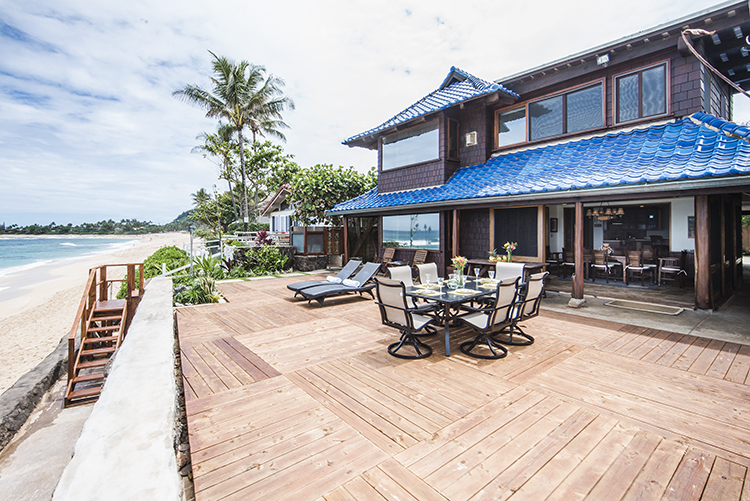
<box><xmin>331</xmin><ymin>0</ymin><xmax>750</xmax><ymax>309</ymax></box>
<box><xmin>261</xmin><ymin>184</ymin><xmax>345</xmax><ymax>262</ymax></box>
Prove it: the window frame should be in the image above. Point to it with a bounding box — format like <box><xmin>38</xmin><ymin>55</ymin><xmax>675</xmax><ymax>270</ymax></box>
<box><xmin>380</xmin><ymin>118</ymin><xmax>441</xmax><ymax>171</ymax></box>
<box><xmin>380</xmin><ymin>213</ymin><xmax>441</xmax><ymax>251</ymax></box>
<box><xmin>494</xmin><ymin>78</ymin><xmax>605</xmax><ymax>150</ymax></box>
<box><xmin>613</xmin><ymin>60</ymin><xmax>670</xmax><ymax>125</ymax></box>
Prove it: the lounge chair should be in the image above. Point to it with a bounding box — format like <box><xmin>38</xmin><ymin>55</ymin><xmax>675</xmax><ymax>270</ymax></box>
<box><xmin>296</xmin><ymin>262</ymin><xmax>381</xmax><ymax>307</ymax></box>
<box><xmin>286</xmin><ymin>259</ymin><xmax>362</xmax><ymax>296</ymax></box>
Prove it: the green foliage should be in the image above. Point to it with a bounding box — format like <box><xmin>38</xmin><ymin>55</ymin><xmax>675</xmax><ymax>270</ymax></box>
<box><xmin>175</xmin><ymin>276</ymin><xmax>224</xmax><ymax>305</ymax></box>
<box><xmin>118</xmin><ymin>246</ymin><xmax>189</xmax><ymax>299</ymax></box>
<box><xmin>289</xmin><ymin>165</ymin><xmax>377</xmax><ymax>226</ymax></box>
<box><xmin>743</xmin><ymin>215</ymin><xmax>750</xmax><ymax>227</ymax></box>
<box><xmin>0</xmin><ymin>218</ymin><xmax>174</xmax><ymax>235</ymax></box>
<box><xmin>227</xmin><ymin>221</ymin><xmax>268</xmax><ymax>234</ymax></box>
<box><xmin>246</xmin><ymin>246</ymin><xmax>288</xmax><ymax>275</ymax></box>
<box><xmin>189</xmin><ymin>190</ymin><xmax>236</xmax><ymax>235</ymax></box>
<box><xmin>194</xmin><ymin>255</ymin><xmax>225</xmax><ymax>279</ymax></box>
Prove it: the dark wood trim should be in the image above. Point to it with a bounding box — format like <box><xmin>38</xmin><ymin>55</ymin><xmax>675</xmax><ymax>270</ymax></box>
<box><xmin>573</xmin><ymin>200</ymin><xmax>584</xmax><ymax>299</ymax></box>
<box><xmin>343</xmin><ymin>216</ymin><xmax>349</xmax><ymax>262</ymax></box>
<box><xmin>452</xmin><ymin>209</ymin><xmax>460</xmax><ymax>257</ymax></box>
<box><xmin>694</xmin><ymin>195</ymin><xmax>710</xmax><ymax>309</ymax></box>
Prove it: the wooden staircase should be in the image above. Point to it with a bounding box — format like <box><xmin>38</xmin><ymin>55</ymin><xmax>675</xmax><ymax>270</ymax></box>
<box><xmin>64</xmin><ymin>263</ymin><xmax>144</xmax><ymax>407</ymax></box>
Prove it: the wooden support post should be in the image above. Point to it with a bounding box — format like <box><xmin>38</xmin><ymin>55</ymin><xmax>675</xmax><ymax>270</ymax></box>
<box><xmin>343</xmin><ymin>216</ymin><xmax>349</xmax><ymax>262</ymax></box>
<box><xmin>572</xmin><ymin>201</ymin><xmax>584</xmax><ymax>299</ymax></box>
<box><xmin>452</xmin><ymin>210</ymin><xmax>460</xmax><ymax>258</ymax></box>
<box><xmin>695</xmin><ymin>195</ymin><xmax>711</xmax><ymax>309</ymax></box>
<box><xmin>99</xmin><ymin>266</ymin><xmax>107</xmax><ymax>301</ymax></box>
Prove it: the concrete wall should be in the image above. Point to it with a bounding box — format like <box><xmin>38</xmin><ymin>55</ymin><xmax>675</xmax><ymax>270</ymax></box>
<box><xmin>53</xmin><ymin>277</ymin><xmax>181</xmax><ymax>501</ymax></box>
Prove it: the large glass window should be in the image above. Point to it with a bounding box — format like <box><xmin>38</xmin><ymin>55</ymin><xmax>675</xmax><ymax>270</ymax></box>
<box><xmin>499</xmin><ymin>82</ymin><xmax>603</xmax><ymax>146</ymax></box>
<box><xmin>382</xmin><ymin>213</ymin><xmax>440</xmax><ymax>250</ymax></box>
<box><xmin>566</xmin><ymin>84</ymin><xmax>604</xmax><ymax>134</ymax></box>
<box><xmin>497</xmin><ymin>107</ymin><xmax>526</xmax><ymax>147</ymax></box>
<box><xmin>382</xmin><ymin>120</ymin><xmax>439</xmax><ymax>170</ymax></box>
<box><xmin>616</xmin><ymin>63</ymin><xmax>667</xmax><ymax>123</ymax></box>
<box><xmin>529</xmin><ymin>96</ymin><xmax>563</xmax><ymax>140</ymax></box>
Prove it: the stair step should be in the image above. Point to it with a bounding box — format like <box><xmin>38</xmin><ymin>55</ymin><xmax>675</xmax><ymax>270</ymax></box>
<box><xmin>71</xmin><ymin>373</ymin><xmax>105</xmax><ymax>383</ymax></box>
<box><xmin>87</xmin><ymin>325</ymin><xmax>121</xmax><ymax>333</ymax></box>
<box><xmin>89</xmin><ymin>314</ymin><xmax>123</xmax><ymax>322</ymax></box>
<box><xmin>83</xmin><ymin>336</ymin><xmax>118</xmax><ymax>345</ymax></box>
<box><xmin>80</xmin><ymin>347</ymin><xmax>116</xmax><ymax>357</ymax></box>
<box><xmin>67</xmin><ymin>386</ymin><xmax>103</xmax><ymax>400</ymax></box>
<box><xmin>77</xmin><ymin>359</ymin><xmax>109</xmax><ymax>370</ymax></box>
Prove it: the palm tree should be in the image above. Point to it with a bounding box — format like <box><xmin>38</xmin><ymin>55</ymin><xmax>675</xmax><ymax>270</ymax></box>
<box><xmin>193</xmin><ymin>122</ymin><xmax>239</xmax><ymax>220</ymax></box>
<box><xmin>173</xmin><ymin>52</ymin><xmax>294</xmax><ymax>229</ymax></box>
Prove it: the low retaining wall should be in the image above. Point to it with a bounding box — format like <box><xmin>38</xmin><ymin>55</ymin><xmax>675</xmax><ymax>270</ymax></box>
<box><xmin>53</xmin><ymin>277</ymin><xmax>181</xmax><ymax>501</ymax></box>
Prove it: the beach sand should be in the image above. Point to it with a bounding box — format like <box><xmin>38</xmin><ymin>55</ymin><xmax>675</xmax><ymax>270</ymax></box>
<box><xmin>0</xmin><ymin>233</ymin><xmax>190</xmax><ymax>395</ymax></box>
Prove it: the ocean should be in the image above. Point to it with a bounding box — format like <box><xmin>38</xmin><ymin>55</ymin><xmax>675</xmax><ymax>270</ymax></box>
<box><xmin>0</xmin><ymin>236</ymin><xmax>137</xmax><ymax>280</ymax></box>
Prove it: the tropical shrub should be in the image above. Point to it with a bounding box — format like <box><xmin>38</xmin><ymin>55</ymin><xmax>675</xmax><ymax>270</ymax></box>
<box><xmin>246</xmin><ymin>245</ymin><xmax>288</xmax><ymax>275</ymax></box>
<box><xmin>118</xmin><ymin>246</ymin><xmax>188</xmax><ymax>298</ymax></box>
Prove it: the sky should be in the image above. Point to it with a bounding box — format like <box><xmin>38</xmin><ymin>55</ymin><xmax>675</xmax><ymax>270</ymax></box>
<box><xmin>1</xmin><ymin>0</ymin><xmax>748</xmax><ymax>226</ymax></box>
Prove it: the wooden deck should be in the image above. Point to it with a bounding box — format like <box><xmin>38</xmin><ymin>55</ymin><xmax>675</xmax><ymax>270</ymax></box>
<box><xmin>176</xmin><ymin>274</ymin><xmax>750</xmax><ymax>501</ymax></box>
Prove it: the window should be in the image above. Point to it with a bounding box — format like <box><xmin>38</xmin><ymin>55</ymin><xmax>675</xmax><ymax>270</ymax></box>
<box><xmin>496</xmin><ymin>82</ymin><xmax>603</xmax><ymax>147</ymax></box>
<box><xmin>497</xmin><ymin>107</ymin><xmax>526</xmax><ymax>147</ymax></box>
<box><xmin>493</xmin><ymin>207</ymin><xmax>540</xmax><ymax>258</ymax></box>
<box><xmin>529</xmin><ymin>83</ymin><xmax>603</xmax><ymax>141</ymax></box>
<box><xmin>382</xmin><ymin>213</ymin><xmax>440</xmax><ymax>250</ymax></box>
<box><xmin>382</xmin><ymin>120</ymin><xmax>439</xmax><ymax>170</ymax></box>
<box><xmin>448</xmin><ymin>118</ymin><xmax>459</xmax><ymax>159</ymax></box>
<box><xmin>616</xmin><ymin>63</ymin><xmax>667</xmax><ymax>123</ymax></box>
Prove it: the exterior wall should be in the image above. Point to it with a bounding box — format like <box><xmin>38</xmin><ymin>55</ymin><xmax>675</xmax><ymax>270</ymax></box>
<box><xmin>458</xmin><ymin>209</ymin><xmax>490</xmax><ymax>259</ymax></box>
<box><xmin>548</xmin><ymin>205</ymin><xmax>564</xmax><ymax>254</ymax></box>
<box><xmin>459</xmin><ymin>100</ymin><xmax>493</xmax><ymax>168</ymax></box>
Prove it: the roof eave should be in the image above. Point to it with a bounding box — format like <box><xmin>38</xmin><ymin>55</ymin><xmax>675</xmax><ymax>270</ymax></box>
<box><xmin>329</xmin><ymin>175</ymin><xmax>750</xmax><ymax>216</ymax></box>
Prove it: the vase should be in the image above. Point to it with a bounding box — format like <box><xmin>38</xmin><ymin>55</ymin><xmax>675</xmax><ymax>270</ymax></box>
<box><xmin>456</xmin><ymin>267</ymin><xmax>465</xmax><ymax>287</ymax></box>
<box><xmin>506</xmin><ymin>252</ymin><xmax>512</xmax><ymax>263</ymax></box>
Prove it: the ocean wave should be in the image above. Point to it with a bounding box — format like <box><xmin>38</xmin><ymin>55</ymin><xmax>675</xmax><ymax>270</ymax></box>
<box><xmin>60</xmin><ymin>242</ymin><xmax>77</xmax><ymax>246</ymax></box>
<box><xmin>0</xmin><ymin>259</ymin><xmax>54</xmax><ymax>278</ymax></box>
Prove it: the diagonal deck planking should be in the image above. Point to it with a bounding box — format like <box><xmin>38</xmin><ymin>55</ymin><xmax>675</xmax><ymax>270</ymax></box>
<box><xmin>176</xmin><ymin>273</ymin><xmax>750</xmax><ymax>500</ymax></box>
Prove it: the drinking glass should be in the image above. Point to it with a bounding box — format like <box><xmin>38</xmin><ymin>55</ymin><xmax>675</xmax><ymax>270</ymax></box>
<box><xmin>488</xmin><ymin>270</ymin><xmax>495</xmax><ymax>280</ymax></box>
<box><xmin>425</xmin><ymin>273</ymin><xmax>432</xmax><ymax>286</ymax></box>
<box><xmin>437</xmin><ymin>277</ymin><xmax>444</xmax><ymax>289</ymax></box>
<box><xmin>474</xmin><ymin>268</ymin><xmax>480</xmax><ymax>280</ymax></box>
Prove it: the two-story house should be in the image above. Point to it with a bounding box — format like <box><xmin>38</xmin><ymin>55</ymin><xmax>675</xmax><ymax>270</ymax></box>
<box><xmin>331</xmin><ymin>0</ymin><xmax>750</xmax><ymax>309</ymax></box>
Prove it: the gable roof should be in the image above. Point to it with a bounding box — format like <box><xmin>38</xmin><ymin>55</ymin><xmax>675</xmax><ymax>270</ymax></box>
<box><xmin>330</xmin><ymin>113</ymin><xmax>750</xmax><ymax>215</ymax></box>
<box><xmin>260</xmin><ymin>184</ymin><xmax>291</xmax><ymax>217</ymax></box>
<box><xmin>343</xmin><ymin>67</ymin><xmax>518</xmax><ymax>148</ymax></box>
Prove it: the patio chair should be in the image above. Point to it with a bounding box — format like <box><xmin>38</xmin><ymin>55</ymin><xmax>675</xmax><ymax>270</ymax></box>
<box><xmin>545</xmin><ymin>246</ymin><xmax>562</xmax><ymax>275</ymax></box>
<box><xmin>375</xmin><ymin>247</ymin><xmax>396</xmax><ymax>275</ymax></box>
<box><xmin>495</xmin><ymin>272</ymin><xmax>548</xmax><ymax>346</ymax></box>
<box><xmin>286</xmin><ymin>259</ymin><xmax>362</xmax><ymax>296</ymax></box>
<box><xmin>658</xmin><ymin>257</ymin><xmax>687</xmax><ymax>287</ymax></box>
<box><xmin>561</xmin><ymin>248</ymin><xmax>576</xmax><ymax>278</ymax></box>
<box><xmin>412</xmin><ymin>249</ymin><xmax>428</xmax><ymax>267</ymax></box>
<box><xmin>374</xmin><ymin>277</ymin><xmax>437</xmax><ymax>359</ymax></box>
<box><xmin>456</xmin><ymin>278</ymin><xmax>520</xmax><ymax>359</ymax></box>
<box><xmin>625</xmin><ymin>251</ymin><xmax>654</xmax><ymax>286</ymax></box>
<box><xmin>389</xmin><ymin>265</ymin><xmax>418</xmax><ymax>307</ymax></box>
<box><xmin>416</xmin><ymin>262</ymin><xmax>439</xmax><ymax>285</ymax></box>
<box><xmin>590</xmin><ymin>250</ymin><xmax>615</xmax><ymax>283</ymax></box>
<box><xmin>296</xmin><ymin>262</ymin><xmax>381</xmax><ymax>307</ymax></box>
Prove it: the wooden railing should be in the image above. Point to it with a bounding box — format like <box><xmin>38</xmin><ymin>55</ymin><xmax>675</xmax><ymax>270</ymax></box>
<box><xmin>67</xmin><ymin>263</ymin><xmax>144</xmax><ymax>382</ymax></box>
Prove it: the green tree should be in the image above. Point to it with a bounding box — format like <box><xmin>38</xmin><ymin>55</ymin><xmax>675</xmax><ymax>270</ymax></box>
<box><xmin>173</xmin><ymin>52</ymin><xmax>293</xmax><ymax>230</ymax></box>
<box><xmin>289</xmin><ymin>165</ymin><xmax>377</xmax><ymax>226</ymax></box>
<box><xmin>244</xmin><ymin>141</ymin><xmax>300</xmax><ymax>219</ymax></box>
<box><xmin>193</xmin><ymin>122</ymin><xmax>240</xmax><ymax>220</ymax></box>
<box><xmin>189</xmin><ymin>189</ymin><xmax>235</xmax><ymax>236</ymax></box>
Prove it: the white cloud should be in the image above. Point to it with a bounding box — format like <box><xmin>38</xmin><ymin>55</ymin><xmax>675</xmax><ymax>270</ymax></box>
<box><xmin>0</xmin><ymin>0</ymin><xmax>730</xmax><ymax>225</ymax></box>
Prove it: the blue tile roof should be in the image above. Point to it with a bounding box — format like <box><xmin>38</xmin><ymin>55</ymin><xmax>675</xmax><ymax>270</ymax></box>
<box><xmin>331</xmin><ymin>113</ymin><xmax>750</xmax><ymax>214</ymax></box>
<box><xmin>343</xmin><ymin>67</ymin><xmax>518</xmax><ymax>145</ymax></box>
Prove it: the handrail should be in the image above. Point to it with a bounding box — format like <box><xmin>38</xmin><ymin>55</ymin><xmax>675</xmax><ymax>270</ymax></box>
<box><xmin>67</xmin><ymin>263</ymin><xmax>145</xmax><ymax>382</ymax></box>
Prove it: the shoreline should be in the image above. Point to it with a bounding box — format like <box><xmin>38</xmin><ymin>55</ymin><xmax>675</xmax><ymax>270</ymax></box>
<box><xmin>0</xmin><ymin>232</ymin><xmax>190</xmax><ymax>394</ymax></box>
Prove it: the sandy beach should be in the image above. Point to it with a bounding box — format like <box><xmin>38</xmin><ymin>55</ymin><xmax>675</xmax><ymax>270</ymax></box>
<box><xmin>0</xmin><ymin>233</ymin><xmax>190</xmax><ymax>395</ymax></box>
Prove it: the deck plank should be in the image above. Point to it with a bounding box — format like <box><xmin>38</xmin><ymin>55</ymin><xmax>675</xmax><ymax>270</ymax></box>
<box><xmin>176</xmin><ymin>278</ymin><xmax>750</xmax><ymax>501</ymax></box>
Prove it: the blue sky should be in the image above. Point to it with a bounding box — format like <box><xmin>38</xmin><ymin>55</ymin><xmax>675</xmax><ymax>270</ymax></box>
<box><xmin>1</xmin><ymin>0</ymin><xmax>747</xmax><ymax>226</ymax></box>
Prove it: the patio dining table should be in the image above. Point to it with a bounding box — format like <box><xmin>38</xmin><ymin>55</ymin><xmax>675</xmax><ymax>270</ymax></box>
<box><xmin>406</xmin><ymin>277</ymin><xmax>497</xmax><ymax>356</ymax></box>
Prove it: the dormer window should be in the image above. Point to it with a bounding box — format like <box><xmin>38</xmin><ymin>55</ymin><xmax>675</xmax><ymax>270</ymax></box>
<box><xmin>615</xmin><ymin>62</ymin><xmax>667</xmax><ymax>123</ymax></box>
<box><xmin>381</xmin><ymin>120</ymin><xmax>439</xmax><ymax>170</ymax></box>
